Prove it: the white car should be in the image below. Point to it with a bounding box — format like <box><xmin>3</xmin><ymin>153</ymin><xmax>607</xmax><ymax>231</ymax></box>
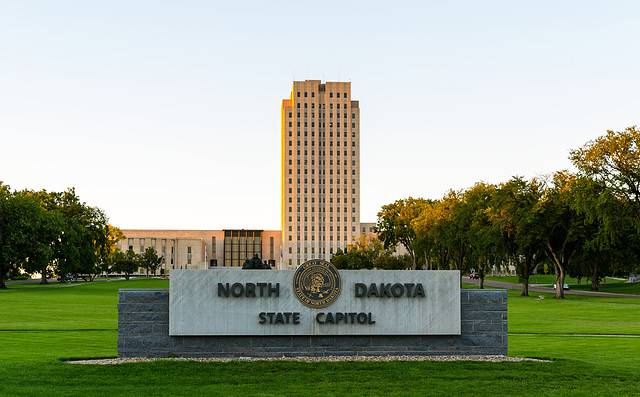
<box><xmin>553</xmin><ymin>283</ymin><xmax>570</xmax><ymax>290</ymax></box>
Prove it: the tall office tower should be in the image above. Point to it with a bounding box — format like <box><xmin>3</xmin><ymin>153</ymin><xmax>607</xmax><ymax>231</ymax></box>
<box><xmin>281</xmin><ymin>80</ymin><xmax>360</xmax><ymax>269</ymax></box>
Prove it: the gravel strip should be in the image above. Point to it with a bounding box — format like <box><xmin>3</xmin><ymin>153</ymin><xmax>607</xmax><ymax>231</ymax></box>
<box><xmin>67</xmin><ymin>355</ymin><xmax>550</xmax><ymax>365</ymax></box>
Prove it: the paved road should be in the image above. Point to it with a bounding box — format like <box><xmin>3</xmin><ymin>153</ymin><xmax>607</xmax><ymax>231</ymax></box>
<box><xmin>463</xmin><ymin>277</ymin><xmax>640</xmax><ymax>298</ymax></box>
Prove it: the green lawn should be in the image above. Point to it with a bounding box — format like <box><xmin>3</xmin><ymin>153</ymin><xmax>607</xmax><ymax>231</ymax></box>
<box><xmin>487</xmin><ymin>274</ymin><xmax>626</xmax><ymax>285</ymax></box>
<box><xmin>486</xmin><ymin>275</ymin><xmax>640</xmax><ymax>295</ymax></box>
<box><xmin>1</xmin><ymin>279</ymin><xmax>639</xmax><ymax>396</ymax></box>
<box><xmin>570</xmin><ymin>282</ymin><xmax>640</xmax><ymax>294</ymax></box>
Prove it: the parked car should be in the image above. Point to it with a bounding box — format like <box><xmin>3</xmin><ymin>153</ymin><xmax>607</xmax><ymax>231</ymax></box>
<box><xmin>553</xmin><ymin>283</ymin><xmax>570</xmax><ymax>290</ymax></box>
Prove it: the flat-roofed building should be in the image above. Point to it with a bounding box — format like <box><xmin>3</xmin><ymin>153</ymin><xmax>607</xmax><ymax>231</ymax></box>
<box><xmin>118</xmin><ymin>229</ymin><xmax>282</xmax><ymax>272</ymax></box>
<box><xmin>281</xmin><ymin>80</ymin><xmax>361</xmax><ymax>269</ymax></box>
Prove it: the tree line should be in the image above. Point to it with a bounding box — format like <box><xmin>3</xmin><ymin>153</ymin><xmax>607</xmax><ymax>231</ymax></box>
<box><xmin>369</xmin><ymin>127</ymin><xmax>640</xmax><ymax>298</ymax></box>
<box><xmin>0</xmin><ymin>185</ymin><xmax>163</xmax><ymax>288</ymax></box>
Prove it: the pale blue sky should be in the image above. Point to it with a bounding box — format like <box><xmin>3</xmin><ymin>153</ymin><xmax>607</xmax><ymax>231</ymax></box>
<box><xmin>1</xmin><ymin>1</ymin><xmax>639</xmax><ymax>229</ymax></box>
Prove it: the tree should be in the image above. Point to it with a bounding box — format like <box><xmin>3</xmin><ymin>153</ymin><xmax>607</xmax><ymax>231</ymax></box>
<box><xmin>536</xmin><ymin>172</ymin><xmax>585</xmax><ymax>299</ymax></box>
<box><xmin>1</xmin><ymin>186</ymin><xmax>71</xmax><ymax>286</ymax></box>
<box><xmin>331</xmin><ymin>248</ymin><xmax>371</xmax><ymax>270</ymax></box>
<box><xmin>375</xmin><ymin>254</ymin><xmax>413</xmax><ymax>270</ymax></box>
<box><xmin>0</xmin><ymin>182</ymin><xmax>13</xmax><ymax>288</ymax></box>
<box><xmin>242</xmin><ymin>255</ymin><xmax>271</xmax><ymax>269</ymax></box>
<box><xmin>489</xmin><ymin>177</ymin><xmax>545</xmax><ymax>296</ymax></box>
<box><xmin>35</xmin><ymin>188</ymin><xmax>110</xmax><ymax>279</ymax></box>
<box><xmin>412</xmin><ymin>200</ymin><xmax>446</xmax><ymax>270</ymax></box>
<box><xmin>376</xmin><ymin>197</ymin><xmax>430</xmax><ymax>269</ymax></box>
<box><xmin>569</xmin><ymin>126</ymin><xmax>640</xmax><ymax>285</ymax></box>
<box><xmin>0</xmin><ymin>183</ymin><xmax>37</xmax><ymax>288</ymax></box>
<box><xmin>463</xmin><ymin>183</ymin><xmax>500</xmax><ymax>289</ymax></box>
<box><xmin>570</xmin><ymin>126</ymin><xmax>640</xmax><ymax>213</ymax></box>
<box><xmin>568</xmin><ymin>177</ymin><xmax>637</xmax><ymax>290</ymax></box>
<box><xmin>140</xmin><ymin>247</ymin><xmax>163</xmax><ymax>275</ymax></box>
<box><xmin>440</xmin><ymin>191</ymin><xmax>472</xmax><ymax>276</ymax></box>
<box><xmin>95</xmin><ymin>224</ymin><xmax>125</xmax><ymax>277</ymax></box>
<box><xmin>113</xmin><ymin>250</ymin><xmax>139</xmax><ymax>280</ymax></box>
<box><xmin>15</xmin><ymin>191</ymin><xmax>64</xmax><ymax>284</ymax></box>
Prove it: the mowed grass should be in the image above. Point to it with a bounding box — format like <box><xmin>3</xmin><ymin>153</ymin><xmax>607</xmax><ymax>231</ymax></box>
<box><xmin>486</xmin><ymin>275</ymin><xmax>640</xmax><ymax>295</ymax></box>
<box><xmin>487</xmin><ymin>274</ymin><xmax>626</xmax><ymax>285</ymax></box>
<box><xmin>1</xmin><ymin>279</ymin><xmax>639</xmax><ymax>396</ymax></box>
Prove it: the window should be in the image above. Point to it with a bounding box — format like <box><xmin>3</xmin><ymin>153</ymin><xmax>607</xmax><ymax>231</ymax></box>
<box><xmin>187</xmin><ymin>246</ymin><xmax>192</xmax><ymax>266</ymax></box>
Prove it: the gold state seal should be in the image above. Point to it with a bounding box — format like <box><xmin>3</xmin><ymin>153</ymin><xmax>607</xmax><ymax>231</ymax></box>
<box><xmin>293</xmin><ymin>259</ymin><xmax>341</xmax><ymax>308</ymax></box>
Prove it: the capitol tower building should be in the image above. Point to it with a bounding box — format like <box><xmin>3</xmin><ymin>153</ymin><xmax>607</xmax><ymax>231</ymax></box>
<box><xmin>281</xmin><ymin>80</ymin><xmax>361</xmax><ymax>269</ymax></box>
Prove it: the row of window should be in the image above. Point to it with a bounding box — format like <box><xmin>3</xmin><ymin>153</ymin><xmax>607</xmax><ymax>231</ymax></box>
<box><xmin>286</xmin><ymin>180</ymin><xmax>358</xmax><ymax>189</ymax></box>
<box><xmin>288</xmin><ymin>121</ymin><xmax>357</xmax><ymax>128</ymax></box>
<box><xmin>288</xmin><ymin>192</ymin><xmax>357</xmax><ymax>201</ymax></box>
<box><xmin>287</xmin><ymin>205</ymin><xmax>356</xmax><ymax>213</ymax></box>
<box><xmin>289</xmin><ymin>140</ymin><xmax>357</xmax><ymax>148</ymax></box>
<box><xmin>287</xmin><ymin>231</ymin><xmax>356</xmax><ymax>242</ymax></box>
<box><xmin>289</xmin><ymin>111</ymin><xmax>356</xmax><ymax>118</ymax></box>
<box><xmin>296</xmin><ymin>91</ymin><xmax>348</xmax><ymax>98</ymax></box>
<box><xmin>288</xmin><ymin>152</ymin><xmax>357</xmax><ymax>162</ymax></box>
<box><xmin>287</xmin><ymin>206</ymin><xmax>357</xmax><ymax>214</ymax></box>
<box><xmin>288</xmin><ymin>130</ymin><xmax>357</xmax><ymax>139</ymax></box>
<box><xmin>290</xmin><ymin>158</ymin><xmax>357</xmax><ymax>164</ymax></box>
<box><xmin>288</xmin><ymin>168</ymin><xmax>356</xmax><ymax>175</ymax></box>
<box><xmin>288</xmin><ymin>224</ymin><xmax>356</xmax><ymax>232</ymax></box>
<box><xmin>288</xmin><ymin>178</ymin><xmax>356</xmax><ymax>186</ymax></box>
<box><xmin>289</xmin><ymin>216</ymin><xmax>357</xmax><ymax>222</ymax></box>
<box><xmin>289</xmin><ymin>186</ymin><xmax>357</xmax><ymax>194</ymax></box>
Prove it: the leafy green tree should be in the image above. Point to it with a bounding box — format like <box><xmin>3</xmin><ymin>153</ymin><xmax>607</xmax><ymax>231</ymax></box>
<box><xmin>113</xmin><ymin>250</ymin><xmax>140</xmax><ymax>280</ymax></box>
<box><xmin>376</xmin><ymin>197</ymin><xmax>430</xmax><ymax>269</ymax></box>
<box><xmin>441</xmin><ymin>191</ymin><xmax>472</xmax><ymax>276</ymax></box>
<box><xmin>569</xmin><ymin>126</ymin><xmax>640</xmax><ymax>284</ymax></box>
<box><xmin>0</xmin><ymin>183</ymin><xmax>38</xmax><ymax>288</ymax></box>
<box><xmin>536</xmin><ymin>172</ymin><xmax>586</xmax><ymax>298</ymax></box>
<box><xmin>140</xmin><ymin>247</ymin><xmax>163</xmax><ymax>275</ymax></box>
<box><xmin>331</xmin><ymin>248</ymin><xmax>371</xmax><ymax>270</ymax></box>
<box><xmin>15</xmin><ymin>191</ymin><xmax>64</xmax><ymax>284</ymax></box>
<box><xmin>35</xmin><ymin>188</ymin><xmax>110</xmax><ymax>278</ymax></box>
<box><xmin>375</xmin><ymin>254</ymin><xmax>413</xmax><ymax>270</ymax></box>
<box><xmin>242</xmin><ymin>254</ymin><xmax>271</xmax><ymax>269</ymax></box>
<box><xmin>568</xmin><ymin>177</ymin><xmax>637</xmax><ymax>290</ymax></box>
<box><xmin>412</xmin><ymin>198</ymin><xmax>455</xmax><ymax>270</ymax></box>
<box><xmin>463</xmin><ymin>183</ymin><xmax>500</xmax><ymax>289</ymax></box>
<box><xmin>96</xmin><ymin>224</ymin><xmax>125</xmax><ymax>277</ymax></box>
<box><xmin>570</xmin><ymin>126</ymin><xmax>640</xmax><ymax>212</ymax></box>
<box><xmin>489</xmin><ymin>177</ymin><xmax>545</xmax><ymax>296</ymax></box>
<box><xmin>1</xmin><ymin>186</ymin><xmax>71</xmax><ymax>285</ymax></box>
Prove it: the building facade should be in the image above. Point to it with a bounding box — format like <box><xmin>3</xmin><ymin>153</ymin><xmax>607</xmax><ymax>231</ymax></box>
<box><xmin>117</xmin><ymin>80</ymin><xmax>376</xmax><ymax>272</ymax></box>
<box><xmin>119</xmin><ymin>229</ymin><xmax>281</xmax><ymax>273</ymax></box>
<box><xmin>281</xmin><ymin>80</ymin><xmax>360</xmax><ymax>269</ymax></box>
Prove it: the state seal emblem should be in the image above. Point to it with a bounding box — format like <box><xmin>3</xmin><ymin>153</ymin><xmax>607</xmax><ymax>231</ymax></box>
<box><xmin>293</xmin><ymin>259</ymin><xmax>341</xmax><ymax>308</ymax></box>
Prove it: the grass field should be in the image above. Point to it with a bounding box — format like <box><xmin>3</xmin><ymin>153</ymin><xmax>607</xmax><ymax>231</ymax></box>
<box><xmin>1</xmin><ymin>279</ymin><xmax>639</xmax><ymax>396</ymax></box>
<box><xmin>486</xmin><ymin>275</ymin><xmax>640</xmax><ymax>295</ymax></box>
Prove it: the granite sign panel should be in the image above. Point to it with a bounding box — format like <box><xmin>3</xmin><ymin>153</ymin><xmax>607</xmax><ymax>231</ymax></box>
<box><xmin>169</xmin><ymin>261</ymin><xmax>460</xmax><ymax>336</ymax></box>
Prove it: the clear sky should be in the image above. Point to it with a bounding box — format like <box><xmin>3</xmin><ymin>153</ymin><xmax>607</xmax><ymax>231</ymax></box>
<box><xmin>1</xmin><ymin>1</ymin><xmax>639</xmax><ymax>230</ymax></box>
